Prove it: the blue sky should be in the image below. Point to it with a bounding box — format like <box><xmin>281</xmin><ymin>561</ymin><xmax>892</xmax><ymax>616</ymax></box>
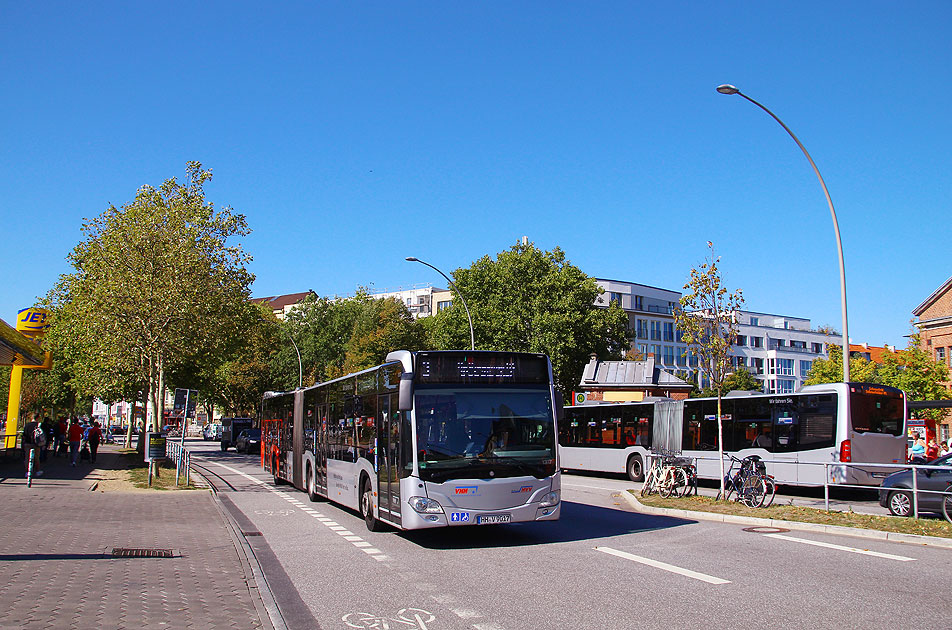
<box><xmin>1</xmin><ymin>2</ymin><xmax>948</xmax><ymax>348</ymax></box>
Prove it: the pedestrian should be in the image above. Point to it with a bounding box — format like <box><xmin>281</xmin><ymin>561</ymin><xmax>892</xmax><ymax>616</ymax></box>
<box><xmin>67</xmin><ymin>417</ymin><xmax>83</xmax><ymax>467</ymax></box>
<box><xmin>52</xmin><ymin>417</ymin><xmax>67</xmax><ymax>457</ymax></box>
<box><xmin>40</xmin><ymin>417</ymin><xmax>53</xmax><ymax>462</ymax></box>
<box><xmin>87</xmin><ymin>422</ymin><xmax>103</xmax><ymax>464</ymax></box>
<box><xmin>926</xmin><ymin>438</ymin><xmax>940</xmax><ymax>461</ymax></box>
<box><xmin>22</xmin><ymin>417</ymin><xmax>45</xmax><ymax>478</ymax></box>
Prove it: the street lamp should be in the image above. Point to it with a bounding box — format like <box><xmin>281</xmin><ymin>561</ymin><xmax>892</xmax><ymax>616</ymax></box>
<box><xmin>266</xmin><ymin>318</ymin><xmax>302</xmax><ymax>388</ymax></box>
<box><xmin>405</xmin><ymin>257</ymin><xmax>475</xmax><ymax>351</ymax></box>
<box><xmin>716</xmin><ymin>84</ymin><xmax>850</xmax><ymax>383</ymax></box>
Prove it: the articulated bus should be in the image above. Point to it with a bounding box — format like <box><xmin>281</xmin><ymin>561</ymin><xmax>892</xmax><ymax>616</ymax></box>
<box><xmin>559</xmin><ymin>382</ymin><xmax>907</xmax><ymax>487</ymax></box>
<box><xmin>262</xmin><ymin>350</ymin><xmax>562</xmax><ymax>531</ymax></box>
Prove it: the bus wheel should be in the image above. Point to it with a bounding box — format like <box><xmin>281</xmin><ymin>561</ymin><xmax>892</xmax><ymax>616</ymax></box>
<box><xmin>627</xmin><ymin>454</ymin><xmax>645</xmax><ymax>482</ymax></box>
<box><xmin>307</xmin><ymin>467</ymin><xmax>320</xmax><ymax>502</ymax></box>
<box><xmin>361</xmin><ymin>478</ymin><xmax>383</xmax><ymax>532</ymax></box>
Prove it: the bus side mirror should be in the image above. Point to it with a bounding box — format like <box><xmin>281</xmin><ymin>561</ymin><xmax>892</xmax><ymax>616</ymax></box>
<box><xmin>554</xmin><ymin>391</ymin><xmax>564</xmax><ymax>423</ymax></box>
<box><xmin>399</xmin><ymin>372</ymin><xmax>414</xmax><ymax>412</ymax></box>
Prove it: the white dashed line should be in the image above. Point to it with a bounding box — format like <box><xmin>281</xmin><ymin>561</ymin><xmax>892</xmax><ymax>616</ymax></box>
<box><xmin>360</xmin><ymin>548</ymin><xmax>382</xmax><ymax>554</ymax></box>
<box><xmin>596</xmin><ymin>546</ymin><xmax>731</xmax><ymax>585</ymax></box>
<box><xmin>353</xmin><ymin>541</ymin><xmax>373</xmax><ymax>548</ymax></box>
<box><xmin>764</xmin><ymin>533</ymin><xmax>916</xmax><ymax>561</ymax></box>
<box><xmin>450</xmin><ymin>608</ymin><xmax>480</xmax><ymax>619</ymax></box>
<box><xmin>343</xmin><ymin>535</ymin><xmax>363</xmax><ymax>541</ymax></box>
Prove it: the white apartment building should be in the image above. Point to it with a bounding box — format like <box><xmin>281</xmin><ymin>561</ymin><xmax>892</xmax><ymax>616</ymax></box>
<box><xmin>731</xmin><ymin>310</ymin><xmax>837</xmax><ymax>394</ymax></box>
<box><xmin>371</xmin><ymin>284</ymin><xmax>447</xmax><ymax>319</ymax></box>
<box><xmin>593</xmin><ymin>279</ymin><xmax>835</xmax><ymax>393</ymax></box>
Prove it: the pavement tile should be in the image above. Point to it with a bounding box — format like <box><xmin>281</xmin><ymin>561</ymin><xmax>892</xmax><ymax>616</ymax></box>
<box><xmin>0</xmin><ymin>444</ymin><xmax>266</xmax><ymax>629</ymax></box>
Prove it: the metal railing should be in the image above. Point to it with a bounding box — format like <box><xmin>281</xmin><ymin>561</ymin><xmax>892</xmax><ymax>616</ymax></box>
<box><xmin>166</xmin><ymin>440</ymin><xmax>191</xmax><ymax>486</ymax></box>
<box><xmin>665</xmin><ymin>453</ymin><xmax>951</xmax><ymax>519</ymax></box>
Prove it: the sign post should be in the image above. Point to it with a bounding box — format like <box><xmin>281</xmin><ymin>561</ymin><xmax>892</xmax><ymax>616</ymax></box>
<box><xmin>173</xmin><ymin>388</ymin><xmax>198</xmax><ymax>485</ymax></box>
<box><xmin>144</xmin><ymin>430</ymin><xmax>167</xmax><ymax>487</ymax></box>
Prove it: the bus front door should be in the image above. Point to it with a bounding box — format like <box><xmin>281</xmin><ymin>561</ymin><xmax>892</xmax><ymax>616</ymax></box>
<box><xmin>376</xmin><ymin>394</ymin><xmax>402</xmax><ymax>527</ymax></box>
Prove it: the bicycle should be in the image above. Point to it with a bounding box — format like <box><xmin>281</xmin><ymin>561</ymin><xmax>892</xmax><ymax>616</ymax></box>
<box><xmin>641</xmin><ymin>452</ymin><xmax>691</xmax><ymax>498</ymax></box>
<box><xmin>716</xmin><ymin>454</ymin><xmax>767</xmax><ymax>507</ymax></box>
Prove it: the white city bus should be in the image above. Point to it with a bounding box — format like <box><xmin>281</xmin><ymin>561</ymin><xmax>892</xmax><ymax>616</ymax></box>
<box><xmin>560</xmin><ymin>382</ymin><xmax>907</xmax><ymax>486</ymax></box>
<box><xmin>263</xmin><ymin>350</ymin><xmax>562</xmax><ymax>530</ymax></box>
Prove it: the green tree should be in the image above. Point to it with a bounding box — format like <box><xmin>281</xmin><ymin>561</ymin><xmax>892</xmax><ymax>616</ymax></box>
<box><xmin>673</xmin><ymin>242</ymin><xmax>744</xmax><ymax>499</ymax></box>
<box><xmin>425</xmin><ymin>241</ymin><xmax>629</xmax><ymax>395</ymax></box>
<box><xmin>878</xmin><ymin>335</ymin><xmax>950</xmax><ymax>420</ymax></box>
<box><xmin>47</xmin><ymin>162</ymin><xmax>254</xmax><ymax>434</ymax></box>
<box><xmin>342</xmin><ymin>297</ymin><xmax>427</xmax><ymax>375</ymax></box>
<box><xmin>804</xmin><ymin>344</ymin><xmax>878</xmax><ymax>386</ymax></box>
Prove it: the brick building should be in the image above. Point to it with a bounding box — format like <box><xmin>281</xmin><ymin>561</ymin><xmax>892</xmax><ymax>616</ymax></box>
<box><xmin>913</xmin><ymin>275</ymin><xmax>952</xmax><ymax>440</ymax></box>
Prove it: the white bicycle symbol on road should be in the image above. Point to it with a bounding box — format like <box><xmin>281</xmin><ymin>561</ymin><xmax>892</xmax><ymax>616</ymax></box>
<box><xmin>342</xmin><ymin>608</ymin><xmax>435</xmax><ymax>630</ymax></box>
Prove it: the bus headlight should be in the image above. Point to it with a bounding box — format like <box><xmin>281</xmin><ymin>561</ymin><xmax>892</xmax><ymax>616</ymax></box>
<box><xmin>408</xmin><ymin>496</ymin><xmax>444</xmax><ymax>514</ymax></box>
<box><xmin>539</xmin><ymin>491</ymin><xmax>560</xmax><ymax>507</ymax></box>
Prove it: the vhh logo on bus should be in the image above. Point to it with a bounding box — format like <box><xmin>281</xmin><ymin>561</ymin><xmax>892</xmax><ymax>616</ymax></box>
<box><xmin>454</xmin><ymin>486</ymin><xmax>478</xmax><ymax>495</ymax></box>
<box><xmin>512</xmin><ymin>485</ymin><xmax>533</xmax><ymax>494</ymax></box>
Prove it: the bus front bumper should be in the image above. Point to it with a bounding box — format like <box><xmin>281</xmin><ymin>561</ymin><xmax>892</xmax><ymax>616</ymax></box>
<box><xmin>401</xmin><ymin>500</ymin><xmax>561</xmax><ymax>529</ymax></box>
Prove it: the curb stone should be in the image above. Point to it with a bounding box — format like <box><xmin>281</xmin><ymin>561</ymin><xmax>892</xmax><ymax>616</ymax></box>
<box><xmin>621</xmin><ymin>490</ymin><xmax>952</xmax><ymax>550</ymax></box>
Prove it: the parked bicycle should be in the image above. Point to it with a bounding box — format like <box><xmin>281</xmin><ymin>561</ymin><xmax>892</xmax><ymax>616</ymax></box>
<box><xmin>641</xmin><ymin>451</ymin><xmax>693</xmax><ymax>498</ymax></box>
<box><xmin>716</xmin><ymin>454</ymin><xmax>770</xmax><ymax>507</ymax></box>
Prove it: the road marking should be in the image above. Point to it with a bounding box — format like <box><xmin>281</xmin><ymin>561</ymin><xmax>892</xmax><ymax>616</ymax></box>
<box><xmin>353</xmin><ymin>541</ymin><xmax>373</xmax><ymax>548</ymax></box>
<box><xmin>336</xmin><ymin>530</ymin><xmax>355</xmax><ymax>536</ymax></box>
<box><xmin>595</xmin><ymin>547</ymin><xmax>731</xmax><ymax>585</ymax></box>
<box><xmin>563</xmin><ymin>481</ymin><xmax>629</xmax><ymax>492</ymax></box>
<box><xmin>344</xmin><ymin>535</ymin><xmax>363</xmax><ymax>541</ymax></box>
<box><xmin>764</xmin><ymin>533</ymin><xmax>916</xmax><ymax>561</ymax></box>
<box><xmin>360</xmin><ymin>547</ymin><xmax>382</xmax><ymax>554</ymax></box>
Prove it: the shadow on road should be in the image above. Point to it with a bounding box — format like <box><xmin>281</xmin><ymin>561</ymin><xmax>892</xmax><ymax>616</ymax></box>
<box><xmin>403</xmin><ymin>499</ymin><xmax>695</xmax><ymax>549</ymax></box>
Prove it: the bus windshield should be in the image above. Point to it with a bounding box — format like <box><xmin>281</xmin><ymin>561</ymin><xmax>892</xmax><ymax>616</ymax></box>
<box><xmin>415</xmin><ymin>387</ymin><xmax>556</xmax><ymax>482</ymax></box>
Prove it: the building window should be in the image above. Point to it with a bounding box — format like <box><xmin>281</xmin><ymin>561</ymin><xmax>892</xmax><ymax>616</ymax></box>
<box><xmin>662</xmin><ymin>346</ymin><xmax>675</xmax><ymax>365</ymax></box>
<box><xmin>751</xmin><ymin>337</ymin><xmax>763</xmax><ymax>348</ymax></box>
<box><xmin>791</xmin><ymin>340</ymin><xmax>807</xmax><ymax>350</ymax></box>
<box><xmin>937</xmin><ymin>347</ymin><xmax>946</xmax><ymax>362</ymax></box>
<box><xmin>750</xmin><ymin>316</ymin><xmax>759</xmax><ymax>326</ymax></box>
<box><xmin>610</xmin><ymin>292</ymin><xmax>623</xmax><ymax>306</ymax></box>
<box><xmin>750</xmin><ymin>358</ymin><xmax>764</xmax><ymax>375</ymax></box>
<box><xmin>637</xmin><ymin>319</ymin><xmax>648</xmax><ymax>339</ymax></box>
<box><xmin>634</xmin><ymin>295</ymin><xmax>644</xmax><ymax>311</ymax></box>
<box><xmin>812</xmin><ymin>343</ymin><xmax>823</xmax><ymax>353</ymax></box>
<box><xmin>677</xmin><ymin>348</ymin><xmax>687</xmax><ymax>366</ymax></box>
<box><xmin>650</xmin><ymin>321</ymin><xmax>662</xmax><ymax>341</ymax></box>
<box><xmin>638</xmin><ymin>344</ymin><xmax>648</xmax><ymax>358</ymax></box>
<box><xmin>776</xmin><ymin>379</ymin><xmax>795</xmax><ymax>393</ymax></box>
<box><xmin>774</xmin><ymin>338</ymin><xmax>786</xmax><ymax>348</ymax></box>
<box><xmin>778</xmin><ymin>358</ymin><xmax>794</xmax><ymax>376</ymax></box>
<box><xmin>663</xmin><ymin>322</ymin><xmax>675</xmax><ymax>342</ymax></box>
<box><xmin>736</xmin><ymin>335</ymin><xmax>747</xmax><ymax>347</ymax></box>
<box><xmin>800</xmin><ymin>360</ymin><xmax>813</xmax><ymax>376</ymax></box>
<box><xmin>437</xmin><ymin>300</ymin><xmax>452</xmax><ymax>312</ymax></box>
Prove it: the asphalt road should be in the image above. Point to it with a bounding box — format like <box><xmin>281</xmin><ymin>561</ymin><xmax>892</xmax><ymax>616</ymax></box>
<box><xmin>186</xmin><ymin>440</ymin><xmax>951</xmax><ymax>630</ymax></box>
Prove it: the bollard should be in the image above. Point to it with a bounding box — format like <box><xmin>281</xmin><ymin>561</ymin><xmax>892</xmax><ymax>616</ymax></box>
<box><xmin>912</xmin><ymin>464</ymin><xmax>919</xmax><ymax>519</ymax></box>
<box><xmin>823</xmin><ymin>463</ymin><xmax>829</xmax><ymax>511</ymax></box>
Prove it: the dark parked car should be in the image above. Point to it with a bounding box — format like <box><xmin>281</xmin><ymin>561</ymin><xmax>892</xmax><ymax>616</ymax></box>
<box><xmin>235</xmin><ymin>429</ymin><xmax>262</xmax><ymax>455</ymax></box>
<box><xmin>879</xmin><ymin>452</ymin><xmax>952</xmax><ymax>516</ymax></box>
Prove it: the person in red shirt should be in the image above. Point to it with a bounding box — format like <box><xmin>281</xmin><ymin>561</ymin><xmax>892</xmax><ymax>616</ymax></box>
<box><xmin>87</xmin><ymin>422</ymin><xmax>103</xmax><ymax>464</ymax></box>
<box><xmin>926</xmin><ymin>439</ymin><xmax>940</xmax><ymax>461</ymax></box>
<box><xmin>67</xmin><ymin>418</ymin><xmax>83</xmax><ymax>467</ymax></box>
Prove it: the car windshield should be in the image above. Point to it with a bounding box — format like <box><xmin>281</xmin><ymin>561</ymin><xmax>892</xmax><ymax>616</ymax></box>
<box><xmin>414</xmin><ymin>387</ymin><xmax>555</xmax><ymax>482</ymax></box>
<box><xmin>246</xmin><ymin>429</ymin><xmax>261</xmax><ymax>439</ymax></box>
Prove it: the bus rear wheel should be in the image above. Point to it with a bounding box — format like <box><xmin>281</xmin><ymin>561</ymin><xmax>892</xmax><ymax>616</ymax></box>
<box><xmin>307</xmin><ymin>467</ymin><xmax>321</xmax><ymax>502</ymax></box>
<box><xmin>361</xmin><ymin>478</ymin><xmax>383</xmax><ymax>532</ymax></box>
<box><xmin>627</xmin><ymin>455</ymin><xmax>645</xmax><ymax>482</ymax></box>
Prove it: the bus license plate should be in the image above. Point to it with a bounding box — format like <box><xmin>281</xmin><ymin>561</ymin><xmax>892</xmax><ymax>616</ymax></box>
<box><xmin>477</xmin><ymin>514</ymin><xmax>511</xmax><ymax>524</ymax></box>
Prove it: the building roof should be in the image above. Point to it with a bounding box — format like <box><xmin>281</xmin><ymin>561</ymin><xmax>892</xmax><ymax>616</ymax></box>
<box><xmin>251</xmin><ymin>291</ymin><xmax>314</xmax><ymax>310</ymax></box>
<box><xmin>848</xmin><ymin>343</ymin><xmax>896</xmax><ymax>364</ymax></box>
<box><xmin>579</xmin><ymin>356</ymin><xmax>692</xmax><ymax>389</ymax></box>
<box><xmin>913</xmin><ymin>276</ymin><xmax>952</xmax><ymax>317</ymax></box>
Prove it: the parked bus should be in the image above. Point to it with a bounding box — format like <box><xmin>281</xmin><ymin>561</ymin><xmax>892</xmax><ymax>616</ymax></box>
<box><xmin>262</xmin><ymin>350</ymin><xmax>562</xmax><ymax>531</ymax></box>
<box><xmin>559</xmin><ymin>382</ymin><xmax>906</xmax><ymax>487</ymax></box>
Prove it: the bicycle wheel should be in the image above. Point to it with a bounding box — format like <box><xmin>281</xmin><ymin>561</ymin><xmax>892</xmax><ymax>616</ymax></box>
<box><xmin>672</xmin><ymin>467</ymin><xmax>690</xmax><ymax>497</ymax></box>
<box><xmin>659</xmin><ymin>468</ymin><xmax>675</xmax><ymax>498</ymax></box>
<box><xmin>741</xmin><ymin>476</ymin><xmax>767</xmax><ymax>508</ymax></box>
<box><xmin>640</xmin><ymin>467</ymin><xmax>656</xmax><ymax>497</ymax></box>
<box><xmin>762</xmin><ymin>476</ymin><xmax>777</xmax><ymax>508</ymax></box>
<box><xmin>942</xmin><ymin>483</ymin><xmax>952</xmax><ymax>524</ymax></box>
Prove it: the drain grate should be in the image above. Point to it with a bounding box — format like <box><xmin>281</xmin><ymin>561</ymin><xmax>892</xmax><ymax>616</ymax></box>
<box><xmin>111</xmin><ymin>548</ymin><xmax>175</xmax><ymax>558</ymax></box>
<box><xmin>742</xmin><ymin>526</ymin><xmax>790</xmax><ymax>534</ymax></box>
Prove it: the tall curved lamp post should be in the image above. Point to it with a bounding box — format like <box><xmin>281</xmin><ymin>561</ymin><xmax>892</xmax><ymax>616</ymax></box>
<box><xmin>288</xmin><ymin>332</ymin><xmax>303</xmax><ymax>389</ymax></box>
<box><xmin>405</xmin><ymin>257</ymin><xmax>475</xmax><ymax>351</ymax></box>
<box><xmin>716</xmin><ymin>84</ymin><xmax>850</xmax><ymax>383</ymax></box>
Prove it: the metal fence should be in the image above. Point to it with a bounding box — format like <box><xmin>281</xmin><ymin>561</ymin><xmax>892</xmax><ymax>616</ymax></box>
<box><xmin>166</xmin><ymin>440</ymin><xmax>191</xmax><ymax>486</ymax></box>
<box><xmin>673</xmin><ymin>453</ymin><xmax>951</xmax><ymax>519</ymax></box>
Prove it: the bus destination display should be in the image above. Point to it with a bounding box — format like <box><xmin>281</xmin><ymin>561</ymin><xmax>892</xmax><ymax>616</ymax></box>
<box><xmin>416</xmin><ymin>352</ymin><xmax>548</xmax><ymax>385</ymax></box>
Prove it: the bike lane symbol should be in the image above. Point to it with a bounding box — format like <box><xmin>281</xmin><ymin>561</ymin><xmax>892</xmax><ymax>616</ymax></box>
<box><xmin>342</xmin><ymin>608</ymin><xmax>435</xmax><ymax>630</ymax></box>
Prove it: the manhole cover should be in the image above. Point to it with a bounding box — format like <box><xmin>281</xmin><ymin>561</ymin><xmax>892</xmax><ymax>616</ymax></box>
<box><xmin>742</xmin><ymin>526</ymin><xmax>789</xmax><ymax>534</ymax></box>
<box><xmin>111</xmin><ymin>548</ymin><xmax>175</xmax><ymax>558</ymax></box>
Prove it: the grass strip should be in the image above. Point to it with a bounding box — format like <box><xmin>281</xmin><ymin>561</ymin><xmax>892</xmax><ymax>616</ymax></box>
<box><xmin>120</xmin><ymin>452</ymin><xmax>200</xmax><ymax>491</ymax></box>
<box><xmin>636</xmin><ymin>492</ymin><xmax>952</xmax><ymax>539</ymax></box>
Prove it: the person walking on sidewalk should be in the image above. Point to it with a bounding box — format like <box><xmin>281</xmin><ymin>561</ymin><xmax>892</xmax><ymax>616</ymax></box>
<box><xmin>22</xmin><ymin>418</ymin><xmax>45</xmax><ymax>478</ymax></box>
<box><xmin>67</xmin><ymin>418</ymin><xmax>83</xmax><ymax>467</ymax></box>
<box><xmin>87</xmin><ymin>422</ymin><xmax>103</xmax><ymax>464</ymax></box>
<box><xmin>52</xmin><ymin>417</ymin><xmax>67</xmax><ymax>457</ymax></box>
<box><xmin>39</xmin><ymin>417</ymin><xmax>53</xmax><ymax>463</ymax></box>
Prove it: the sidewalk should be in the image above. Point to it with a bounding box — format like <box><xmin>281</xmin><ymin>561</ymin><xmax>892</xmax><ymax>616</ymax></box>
<box><xmin>0</xmin><ymin>443</ymin><xmax>270</xmax><ymax>629</ymax></box>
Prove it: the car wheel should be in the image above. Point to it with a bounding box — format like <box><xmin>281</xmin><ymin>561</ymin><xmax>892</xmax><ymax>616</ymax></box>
<box><xmin>887</xmin><ymin>490</ymin><xmax>913</xmax><ymax>517</ymax></box>
<box><xmin>627</xmin><ymin>454</ymin><xmax>645</xmax><ymax>483</ymax></box>
<box><xmin>361</xmin><ymin>478</ymin><xmax>383</xmax><ymax>532</ymax></box>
